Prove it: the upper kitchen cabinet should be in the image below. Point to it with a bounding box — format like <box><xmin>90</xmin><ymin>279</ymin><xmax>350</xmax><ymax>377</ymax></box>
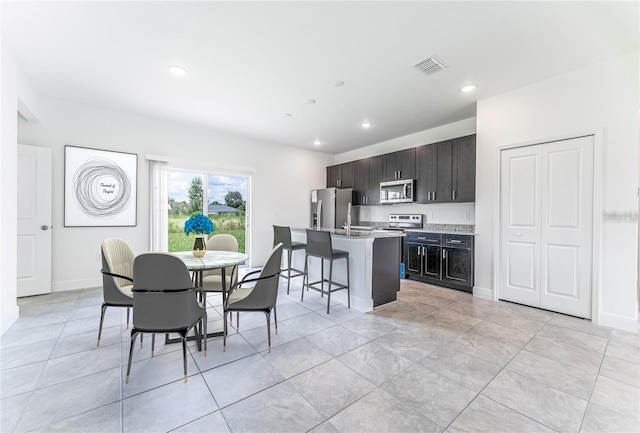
<box><xmin>353</xmin><ymin>155</ymin><xmax>382</xmax><ymax>205</ymax></box>
<box><xmin>326</xmin><ymin>162</ymin><xmax>354</xmax><ymax>188</ymax></box>
<box><xmin>451</xmin><ymin>134</ymin><xmax>476</xmax><ymax>202</ymax></box>
<box><xmin>416</xmin><ymin>140</ymin><xmax>452</xmax><ymax>203</ymax></box>
<box><xmin>382</xmin><ymin>148</ymin><xmax>415</xmax><ymax>181</ymax></box>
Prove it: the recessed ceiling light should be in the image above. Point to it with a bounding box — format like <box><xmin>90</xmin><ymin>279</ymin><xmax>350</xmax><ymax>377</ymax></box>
<box><xmin>332</xmin><ymin>80</ymin><xmax>345</xmax><ymax>87</ymax></box>
<box><xmin>306</xmin><ymin>99</ymin><xmax>316</xmax><ymax>105</ymax></box>
<box><xmin>284</xmin><ymin>113</ymin><xmax>292</xmax><ymax>118</ymax></box>
<box><xmin>460</xmin><ymin>84</ymin><xmax>477</xmax><ymax>93</ymax></box>
<box><xmin>361</xmin><ymin>121</ymin><xmax>373</xmax><ymax>128</ymax></box>
<box><xmin>168</xmin><ymin>65</ymin><xmax>187</xmax><ymax>76</ymax></box>
<box><xmin>313</xmin><ymin>139</ymin><xmax>322</xmax><ymax>146</ymax></box>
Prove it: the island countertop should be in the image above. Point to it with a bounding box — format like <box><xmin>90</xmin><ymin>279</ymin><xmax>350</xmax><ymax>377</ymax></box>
<box><xmin>291</xmin><ymin>227</ymin><xmax>405</xmax><ymax>239</ymax></box>
<box><xmin>289</xmin><ymin>228</ymin><xmax>403</xmax><ymax>312</ymax></box>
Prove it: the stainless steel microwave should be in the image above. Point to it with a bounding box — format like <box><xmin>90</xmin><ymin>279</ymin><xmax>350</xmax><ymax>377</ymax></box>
<box><xmin>380</xmin><ymin>179</ymin><xmax>415</xmax><ymax>204</ymax></box>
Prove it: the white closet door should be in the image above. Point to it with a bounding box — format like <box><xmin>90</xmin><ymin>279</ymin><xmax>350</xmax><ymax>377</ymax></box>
<box><xmin>500</xmin><ymin>145</ymin><xmax>542</xmax><ymax>306</ymax></box>
<box><xmin>499</xmin><ymin>136</ymin><xmax>594</xmax><ymax>319</ymax></box>
<box><xmin>540</xmin><ymin>136</ymin><xmax>593</xmax><ymax>317</ymax></box>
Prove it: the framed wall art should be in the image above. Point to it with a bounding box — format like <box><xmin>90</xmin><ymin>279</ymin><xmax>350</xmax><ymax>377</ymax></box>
<box><xmin>64</xmin><ymin>145</ymin><xmax>138</xmax><ymax>227</ymax></box>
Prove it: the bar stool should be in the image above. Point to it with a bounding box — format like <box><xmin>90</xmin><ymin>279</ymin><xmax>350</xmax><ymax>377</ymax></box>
<box><xmin>273</xmin><ymin>225</ymin><xmax>306</xmax><ymax>294</ymax></box>
<box><xmin>302</xmin><ymin>229</ymin><xmax>350</xmax><ymax>314</ymax></box>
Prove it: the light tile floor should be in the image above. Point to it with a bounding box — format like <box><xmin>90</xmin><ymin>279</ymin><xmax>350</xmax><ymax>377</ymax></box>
<box><xmin>1</xmin><ymin>278</ymin><xmax>639</xmax><ymax>433</ymax></box>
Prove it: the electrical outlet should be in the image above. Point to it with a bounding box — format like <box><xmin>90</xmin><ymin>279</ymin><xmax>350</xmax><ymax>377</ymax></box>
<box><xmin>427</xmin><ymin>212</ymin><xmax>433</xmax><ymax>220</ymax></box>
<box><xmin>464</xmin><ymin>212</ymin><xmax>471</xmax><ymax>220</ymax></box>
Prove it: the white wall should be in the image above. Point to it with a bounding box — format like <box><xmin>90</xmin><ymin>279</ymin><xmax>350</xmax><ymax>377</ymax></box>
<box><xmin>16</xmin><ymin>97</ymin><xmax>332</xmax><ymax>294</ymax></box>
<box><xmin>476</xmin><ymin>51</ymin><xmax>639</xmax><ymax>331</ymax></box>
<box><xmin>334</xmin><ymin>118</ymin><xmax>477</xmax><ymax>225</ymax></box>
<box><xmin>1</xmin><ymin>37</ymin><xmax>43</xmax><ymax>333</ymax></box>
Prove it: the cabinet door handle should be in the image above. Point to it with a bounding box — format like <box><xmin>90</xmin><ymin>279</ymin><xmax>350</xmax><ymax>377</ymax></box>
<box><xmin>453</xmin><ymin>190</ymin><xmax>457</xmax><ymax>200</ymax></box>
<box><xmin>442</xmin><ymin>249</ymin><xmax>446</xmax><ymax>260</ymax></box>
<box><xmin>433</xmin><ymin>191</ymin><xmax>436</xmax><ymax>201</ymax></box>
<box><xmin>428</xmin><ymin>192</ymin><xmax>432</xmax><ymax>201</ymax></box>
<box><xmin>449</xmin><ymin>240</ymin><xmax>462</xmax><ymax>244</ymax></box>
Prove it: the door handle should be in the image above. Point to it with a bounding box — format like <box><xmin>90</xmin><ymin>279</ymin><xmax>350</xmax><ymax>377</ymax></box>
<box><xmin>41</xmin><ymin>225</ymin><xmax>50</xmax><ymax>231</ymax></box>
<box><xmin>452</xmin><ymin>190</ymin><xmax>457</xmax><ymax>200</ymax></box>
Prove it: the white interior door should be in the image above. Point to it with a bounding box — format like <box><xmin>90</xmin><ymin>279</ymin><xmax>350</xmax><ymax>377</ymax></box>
<box><xmin>500</xmin><ymin>145</ymin><xmax>542</xmax><ymax>307</ymax></box>
<box><xmin>17</xmin><ymin>145</ymin><xmax>52</xmax><ymax>297</ymax></box>
<box><xmin>499</xmin><ymin>136</ymin><xmax>594</xmax><ymax>319</ymax></box>
<box><xmin>540</xmin><ymin>137</ymin><xmax>593</xmax><ymax>317</ymax></box>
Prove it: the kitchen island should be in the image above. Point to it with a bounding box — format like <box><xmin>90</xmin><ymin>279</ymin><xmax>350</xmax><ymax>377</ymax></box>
<box><xmin>290</xmin><ymin>228</ymin><xmax>404</xmax><ymax>312</ymax></box>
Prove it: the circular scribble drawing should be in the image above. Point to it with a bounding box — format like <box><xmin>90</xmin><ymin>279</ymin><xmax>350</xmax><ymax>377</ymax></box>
<box><xmin>73</xmin><ymin>157</ymin><xmax>131</xmax><ymax>218</ymax></box>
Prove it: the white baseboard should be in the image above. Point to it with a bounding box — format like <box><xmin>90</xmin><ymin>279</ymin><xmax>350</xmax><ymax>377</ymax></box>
<box><xmin>473</xmin><ymin>285</ymin><xmax>493</xmax><ymax>300</ymax></box>
<box><xmin>598</xmin><ymin>311</ymin><xmax>639</xmax><ymax>333</ymax></box>
<box><xmin>52</xmin><ymin>277</ymin><xmax>101</xmax><ymax>293</ymax></box>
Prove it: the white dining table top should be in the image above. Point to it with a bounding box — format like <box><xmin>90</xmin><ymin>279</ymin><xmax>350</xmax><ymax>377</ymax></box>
<box><xmin>171</xmin><ymin>250</ymin><xmax>248</xmax><ymax>270</ymax></box>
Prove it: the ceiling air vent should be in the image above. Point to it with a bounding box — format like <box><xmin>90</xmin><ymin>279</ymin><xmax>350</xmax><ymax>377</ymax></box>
<box><xmin>414</xmin><ymin>56</ymin><xmax>447</xmax><ymax>76</ymax></box>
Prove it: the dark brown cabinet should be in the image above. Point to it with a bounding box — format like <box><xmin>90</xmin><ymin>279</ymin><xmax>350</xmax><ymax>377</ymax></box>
<box><xmin>382</xmin><ymin>148</ymin><xmax>415</xmax><ymax>181</ymax></box>
<box><xmin>326</xmin><ymin>162</ymin><xmax>354</xmax><ymax>188</ymax></box>
<box><xmin>404</xmin><ymin>232</ymin><xmax>474</xmax><ymax>293</ymax></box>
<box><xmin>416</xmin><ymin>140</ymin><xmax>452</xmax><ymax>203</ymax></box>
<box><xmin>451</xmin><ymin>135</ymin><xmax>476</xmax><ymax>202</ymax></box>
<box><xmin>325</xmin><ymin>134</ymin><xmax>475</xmax><ymax>204</ymax></box>
<box><xmin>416</xmin><ymin>135</ymin><xmax>476</xmax><ymax>203</ymax></box>
<box><xmin>353</xmin><ymin>156</ymin><xmax>382</xmax><ymax>205</ymax></box>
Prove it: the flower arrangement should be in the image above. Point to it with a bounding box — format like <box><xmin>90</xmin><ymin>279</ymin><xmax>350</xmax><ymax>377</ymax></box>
<box><xmin>183</xmin><ymin>213</ymin><xmax>214</xmax><ymax>235</ymax></box>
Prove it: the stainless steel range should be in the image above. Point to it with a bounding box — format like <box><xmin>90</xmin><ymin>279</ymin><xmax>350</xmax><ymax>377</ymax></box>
<box><xmin>387</xmin><ymin>214</ymin><xmax>423</xmax><ymax>230</ymax></box>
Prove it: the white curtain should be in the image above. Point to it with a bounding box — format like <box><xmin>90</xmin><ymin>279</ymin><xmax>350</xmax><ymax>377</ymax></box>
<box><xmin>149</xmin><ymin>160</ymin><xmax>169</xmax><ymax>252</ymax></box>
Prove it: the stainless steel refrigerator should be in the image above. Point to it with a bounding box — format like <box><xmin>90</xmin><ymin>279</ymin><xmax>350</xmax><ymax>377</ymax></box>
<box><xmin>310</xmin><ymin>188</ymin><xmax>359</xmax><ymax>229</ymax></box>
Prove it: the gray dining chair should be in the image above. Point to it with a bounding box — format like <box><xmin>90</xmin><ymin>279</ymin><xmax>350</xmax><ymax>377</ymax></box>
<box><xmin>98</xmin><ymin>238</ymin><xmax>135</xmax><ymax>346</ymax></box>
<box><xmin>202</xmin><ymin>234</ymin><xmax>239</xmax><ymax>298</ymax></box>
<box><xmin>302</xmin><ymin>229</ymin><xmax>350</xmax><ymax>314</ymax></box>
<box><xmin>223</xmin><ymin>243</ymin><xmax>283</xmax><ymax>352</ymax></box>
<box><xmin>273</xmin><ymin>225</ymin><xmax>306</xmax><ymax>294</ymax></box>
<box><xmin>126</xmin><ymin>253</ymin><xmax>207</xmax><ymax>384</ymax></box>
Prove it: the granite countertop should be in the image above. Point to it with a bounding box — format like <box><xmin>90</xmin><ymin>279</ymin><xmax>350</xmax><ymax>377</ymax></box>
<box><xmin>361</xmin><ymin>222</ymin><xmax>476</xmax><ymax>236</ymax></box>
<box><xmin>291</xmin><ymin>227</ymin><xmax>405</xmax><ymax>239</ymax></box>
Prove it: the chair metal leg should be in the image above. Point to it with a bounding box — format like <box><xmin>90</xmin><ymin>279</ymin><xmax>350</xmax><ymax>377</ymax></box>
<box><xmin>181</xmin><ymin>330</ymin><xmax>188</xmax><ymax>383</ymax></box>
<box><xmin>151</xmin><ymin>334</ymin><xmax>156</xmax><ymax>357</ymax></box>
<box><xmin>203</xmin><ymin>313</ymin><xmax>207</xmax><ymax>356</ymax></box>
<box><xmin>223</xmin><ymin>310</ymin><xmax>228</xmax><ymax>351</ymax></box>
<box><xmin>301</xmin><ymin>255</ymin><xmax>308</xmax><ymax>302</ymax></box>
<box><xmin>327</xmin><ymin>260</ymin><xmax>333</xmax><ymax>314</ymax></box>
<box><xmin>346</xmin><ymin>256</ymin><xmax>351</xmax><ymax>309</ymax></box>
<box><xmin>320</xmin><ymin>259</ymin><xmax>324</xmax><ymax>297</ymax></box>
<box><xmin>126</xmin><ymin>331</ymin><xmax>138</xmax><ymax>384</ymax></box>
<box><xmin>97</xmin><ymin>303</ymin><xmax>108</xmax><ymax>346</ymax></box>
<box><xmin>265</xmin><ymin>311</ymin><xmax>272</xmax><ymax>352</ymax></box>
<box><xmin>286</xmin><ymin>249</ymin><xmax>292</xmax><ymax>294</ymax></box>
<box><xmin>273</xmin><ymin>305</ymin><xmax>278</xmax><ymax>335</ymax></box>
<box><xmin>126</xmin><ymin>307</ymin><xmax>130</xmax><ymax>329</ymax></box>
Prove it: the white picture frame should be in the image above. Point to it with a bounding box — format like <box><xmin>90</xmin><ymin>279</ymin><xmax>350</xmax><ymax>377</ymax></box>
<box><xmin>64</xmin><ymin>145</ymin><xmax>138</xmax><ymax>227</ymax></box>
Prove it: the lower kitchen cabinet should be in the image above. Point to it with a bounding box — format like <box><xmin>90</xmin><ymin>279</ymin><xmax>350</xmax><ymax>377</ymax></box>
<box><xmin>404</xmin><ymin>232</ymin><xmax>474</xmax><ymax>293</ymax></box>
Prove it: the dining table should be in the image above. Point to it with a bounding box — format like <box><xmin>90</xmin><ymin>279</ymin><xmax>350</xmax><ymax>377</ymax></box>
<box><xmin>168</xmin><ymin>250</ymin><xmax>249</xmax><ymax>348</ymax></box>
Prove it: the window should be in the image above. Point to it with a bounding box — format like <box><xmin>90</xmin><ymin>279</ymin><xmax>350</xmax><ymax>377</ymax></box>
<box><xmin>168</xmin><ymin>169</ymin><xmax>247</xmax><ymax>253</ymax></box>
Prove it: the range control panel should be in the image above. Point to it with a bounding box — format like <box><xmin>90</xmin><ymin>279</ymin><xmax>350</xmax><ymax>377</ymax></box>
<box><xmin>388</xmin><ymin>214</ymin><xmax>423</xmax><ymax>229</ymax></box>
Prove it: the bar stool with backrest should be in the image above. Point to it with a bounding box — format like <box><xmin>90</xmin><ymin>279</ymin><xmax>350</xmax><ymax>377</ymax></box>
<box><xmin>302</xmin><ymin>229</ymin><xmax>350</xmax><ymax>314</ymax></box>
<box><xmin>273</xmin><ymin>225</ymin><xmax>306</xmax><ymax>294</ymax></box>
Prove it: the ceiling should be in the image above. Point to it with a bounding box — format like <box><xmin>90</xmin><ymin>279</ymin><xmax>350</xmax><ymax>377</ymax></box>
<box><xmin>2</xmin><ymin>1</ymin><xmax>638</xmax><ymax>154</ymax></box>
